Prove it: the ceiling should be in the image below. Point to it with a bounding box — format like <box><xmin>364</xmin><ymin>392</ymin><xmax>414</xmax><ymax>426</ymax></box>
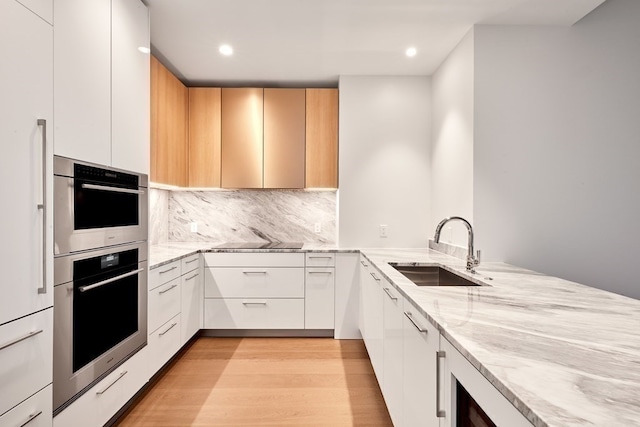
<box><xmin>147</xmin><ymin>0</ymin><xmax>607</xmax><ymax>87</ymax></box>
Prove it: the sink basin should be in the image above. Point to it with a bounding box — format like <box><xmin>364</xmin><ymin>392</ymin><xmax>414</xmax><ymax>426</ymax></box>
<box><xmin>389</xmin><ymin>264</ymin><xmax>479</xmax><ymax>287</ymax></box>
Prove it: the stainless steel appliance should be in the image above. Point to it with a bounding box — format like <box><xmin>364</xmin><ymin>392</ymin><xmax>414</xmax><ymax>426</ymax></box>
<box><xmin>53</xmin><ymin>241</ymin><xmax>148</xmax><ymax>413</ymax></box>
<box><xmin>54</xmin><ymin>156</ymin><xmax>148</xmax><ymax>255</ymax></box>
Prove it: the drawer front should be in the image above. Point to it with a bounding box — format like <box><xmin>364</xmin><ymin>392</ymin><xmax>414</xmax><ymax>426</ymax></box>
<box><xmin>181</xmin><ymin>269</ymin><xmax>203</xmax><ymax>345</ymax></box>
<box><xmin>149</xmin><ymin>260</ymin><xmax>181</xmax><ymax>290</ymax></box>
<box><xmin>148</xmin><ymin>314</ymin><xmax>181</xmax><ymax>376</ymax></box>
<box><xmin>53</xmin><ymin>347</ymin><xmax>148</xmax><ymax>427</ymax></box>
<box><xmin>305</xmin><ymin>253</ymin><xmax>335</xmax><ymax>267</ymax></box>
<box><xmin>0</xmin><ymin>308</ymin><xmax>53</xmax><ymax>416</ymax></box>
<box><xmin>204</xmin><ymin>252</ymin><xmax>304</xmax><ymax>268</ymax></box>
<box><xmin>402</xmin><ymin>299</ymin><xmax>438</xmax><ymax>339</ymax></box>
<box><xmin>181</xmin><ymin>253</ymin><xmax>200</xmax><ymax>274</ymax></box>
<box><xmin>305</xmin><ymin>268</ymin><xmax>335</xmax><ymax>329</ymax></box>
<box><xmin>205</xmin><ymin>268</ymin><xmax>304</xmax><ymax>298</ymax></box>
<box><xmin>1</xmin><ymin>384</ymin><xmax>52</xmax><ymax>427</ymax></box>
<box><xmin>204</xmin><ymin>299</ymin><xmax>304</xmax><ymax>329</ymax></box>
<box><xmin>148</xmin><ymin>277</ymin><xmax>181</xmax><ymax>333</ymax></box>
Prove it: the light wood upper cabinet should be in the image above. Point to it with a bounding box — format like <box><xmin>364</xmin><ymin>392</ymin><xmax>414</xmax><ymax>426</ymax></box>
<box><xmin>151</xmin><ymin>55</ymin><xmax>188</xmax><ymax>186</ymax></box>
<box><xmin>188</xmin><ymin>88</ymin><xmax>221</xmax><ymax>187</ymax></box>
<box><xmin>306</xmin><ymin>88</ymin><xmax>338</xmax><ymax>188</ymax></box>
<box><xmin>263</xmin><ymin>88</ymin><xmax>305</xmax><ymax>189</ymax></box>
<box><xmin>221</xmin><ymin>88</ymin><xmax>264</xmax><ymax>189</ymax></box>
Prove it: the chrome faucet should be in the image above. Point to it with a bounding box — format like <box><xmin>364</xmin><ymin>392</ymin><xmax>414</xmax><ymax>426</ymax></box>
<box><xmin>434</xmin><ymin>216</ymin><xmax>481</xmax><ymax>273</ymax></box>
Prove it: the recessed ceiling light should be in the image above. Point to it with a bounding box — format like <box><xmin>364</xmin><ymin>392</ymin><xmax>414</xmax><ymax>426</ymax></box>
<box><xmin>406</xmin><ymin>47</ymin><xmax>417</xmax><ymax>58</ymax></box>
<box><xmin>138</xmin><ymin>46</ymin><xmax>150</xmax><ymax>54</ymax></box>
<box><xmin>219</xmin><ymin>44</ymin><xmax>233</xmax><ymax>56</ymax></box>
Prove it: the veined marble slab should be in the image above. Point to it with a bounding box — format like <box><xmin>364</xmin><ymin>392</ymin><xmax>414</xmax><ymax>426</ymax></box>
<box><xmin>149</xmin><ymin>188</ymin><xmax>169</xmax><ymax>245</ymax></box>
<box><xmin>361</xmin><ymin>248</ymin><xmax>640</xmax><ymax>427</ymax></box>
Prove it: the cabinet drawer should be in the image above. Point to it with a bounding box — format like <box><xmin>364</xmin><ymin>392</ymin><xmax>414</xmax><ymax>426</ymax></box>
<box><xmin>149</xmin><ymin>260</ymin><xmax>181</xmax><ymax>290</ymax></box>
<box><xmin>306</xmin><ymin>253</ymin><xmax>335</xmax><ymax>267</ymax></box>
<box><xmin>181</xmin><ymin>269</ymin><xmax>203</xmax><ymax>345</ymax></box>
<box><xmin>148</xmin><ymin>277</ymin><xmax>181</xmax><ymax>333</ymax></box>
<box><xmin>181</xmin><ymin>253</ymin><xmax>200</xmax><ymax>274</ymax></box>
<box><xmin>148</xmin><ymin>314</ymin><xmax>181</xmax><ymax>376</ymax></box>
<box><xmin>53</xmin><ymin>346</ymin><xmax>148</xmax><ymax>427</ymax></box>
<box><xmin>0</xmin><ymin>384</ymin><xmax>52</xmax><ymax>427</ymax></box>
<box><xmin>0</xmin><ymin>308</ymin><xmax>53</xmax><ymax>416</ymax></box>
<box><xmin>402</xmin><ymin>300</ymin><xmax>438</xmax><ymax>339</ymax></box>
<box><xmin>205</xmin><ymin>268</ymin><xmax>304</xmax><ymax>298</ymax></box>
<box><xmin>204</xmin><ymin>299</ymin><xmax>304</xmax><ymax>329</ymax></box>
<box><xmin>305</xmin><ymin>268</ymin><xmax>335</xmax><ymax>329</ymax></box>
<box><xmin>204</xmin><ymin>252</ymin><xmax>304</xmax><ymax>267</ymax></box>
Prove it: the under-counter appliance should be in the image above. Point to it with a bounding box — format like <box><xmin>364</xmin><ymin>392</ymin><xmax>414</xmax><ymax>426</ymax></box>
<box><xmin>53</xmin><ymin>241</ymin><xmax>148</xmax><ymax>413</ymax></box>
<box><xmin>54</xmin><ymin>155</ymin><xmax>148</xmax><ymax>255</ymax></box>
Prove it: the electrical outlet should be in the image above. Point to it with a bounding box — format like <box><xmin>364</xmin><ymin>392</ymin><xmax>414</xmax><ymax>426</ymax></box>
<box><xmin>314</xmin><ymin>223</ymin><xmax>322</xmax><ymax>233</ymax></box>
<box><xmin>379</xmin><ymin>224</ymin><xmax>388</xmax><ymax>238</ymax></box>
<box><xmin>190</xmin><ymin>222</ymin><xmax>198</xmax><ymax>233</ymax></box>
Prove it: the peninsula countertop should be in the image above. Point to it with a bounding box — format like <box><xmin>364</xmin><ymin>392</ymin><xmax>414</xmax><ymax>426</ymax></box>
<box><xmin>148</xmin><ymin>243</ymin><xmax>640</xmax><ymax>426</ymax></box>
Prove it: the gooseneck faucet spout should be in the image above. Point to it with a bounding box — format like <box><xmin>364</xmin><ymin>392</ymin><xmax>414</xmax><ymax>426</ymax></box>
<box><xmin>434</xmin><ymin>216</ymin><xmax>481</xmax><ymax>273</ymax></box>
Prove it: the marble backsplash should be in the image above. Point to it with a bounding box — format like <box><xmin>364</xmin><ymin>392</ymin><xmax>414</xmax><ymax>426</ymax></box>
<box><xmin>150</xmin><ymin>188</ymin><xmax>337</xmax><ymax>245</ymax></box>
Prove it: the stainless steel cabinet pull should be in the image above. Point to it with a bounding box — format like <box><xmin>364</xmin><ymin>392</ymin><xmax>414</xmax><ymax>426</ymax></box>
<box><xmin>159</xmin><ymin>284</ymin><xmax>178</xmax><ymax>294</ymax></box>
<box><xmin>370</xmin><ymin>272</ymin><xmax>381</xmax><ymax>281</ymax></box>
<box><xmin>242</xmin><ymin>301</ymin><xmax>267</xmax><ymax>305</ymax></box>
<box><xmin>159</xmin><ymin>323</ymin><xmax>177</xmax><ymax>336</ymax></box>
<box><xmin>0</xmin><ymin>329</ymin><xmax>43</xmax><ymax>352</ymax></box>
<box><xmin>159</xmin><ymin>266</ymin><xmax>178</xmax><ymax>274</ymax></box>
<box><xmin>185</xmin><ymin>258</ymin><xmax>198</xmax><ymax>264</ymax></box>
<box><xmin>360</xmin><ymin>260</ymin><xmax>368</xmax><ymax>267</ymax></box>
<box><xmin>309</xmin><ymin>256</ymin><xmax>332</xmax><ymax>259</ymax></box>
<box><xmin>185</xmin><ymin>273</ymin><xmax>199</xmax><ymax>281</ymax></box>
<box><xmin>81</xmin><ymin>183</ymin><xmax>144</xmax><ymax>195</ymax></box>
<box><xmin>243</xmin><ymin>270</ymin><xmax>267</xmax><ymax>274</ymax></box>
<box><xmin>79</xmin><ymin>268</ymin><xmax>144</xmax><ymax>292</ymax></box>
<box><xmin>308</xmin><ymin>271</ymin><xmax>332</xmax><ymax>274</ymax></box>
<box><xmin>37</xmin><ymin>119</ymin><xmax>47</xmax><ymax>295</ymax></box>
<box><xmin>383</xmin><ymin>287</ymin><xmax>398</xmax><ymax>300</ymax></box>
<box><xmin>96</xmin><ymin>371</ymin><xmax>127</xmax><ymax>395</ymax></box>
<box><xmin>19</xmin><ymin>410</ymin><xmax>43</xmax><ymax>427</ymax></box>
<box><xmin>404</xmin><ymin>311</ymin><xmax>427</xmax><ymax>333</ymax></box>
<box><xmin>436</xmin><ymin>351</ymin><xmax>446</xmax><ymax>418</ymax></box>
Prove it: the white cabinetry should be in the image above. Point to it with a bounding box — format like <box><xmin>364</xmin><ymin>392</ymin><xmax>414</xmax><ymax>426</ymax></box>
<box><xmin>403</xmin><ymin>301</ymin><xmax>441</xmax><ymax>427</ymax></box>
<box><xmin>52</xmin><ymin>346</ymin><xmax>148</xmax><ymax>427</ymax></box>
<box><xmin>0</xmin><ymin>2</ymin><xmax>53</xmax><ymax>424</ymax></box>
<box><xmin>181</xmin><ymin>254</ymin><xmax>203</xmax><ymax>345</ymax></box>
<box><xmin>305</xmin><ymin>254</ymin><xmax>335</xmax><ymax>329</ymax></box>
<box><xmin>359</xmin><ymin>256</ymin><xmax>384</xmax><ymax>383</ymax></box>
<box><xmin>334</xmin><ymin>253</ymin><xmax>361</xmax><ymax>339</ymax></box>
<box><xmin>54</xmin><ymin>0</ymin><xmax>149</xmax><ymax>173</ymax></box>
<box><xmin>382</xmin><ymin>281</ymin><xmax>403</xmax><ymax>427</ymax></box>
<box><xmin>0</xmin><ymin>0</ymin><xmax>53</xmax><ymax>327</ymax></box>
<box><xmin>440</xmin><ymin>338</ymin><xmax>533</xmax><ymax>427</ymax></box>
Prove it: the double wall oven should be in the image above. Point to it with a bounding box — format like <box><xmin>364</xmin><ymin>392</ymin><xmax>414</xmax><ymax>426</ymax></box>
<box><xmin>53</xmin><ymin>156</ymin><xmax>148</xmax><ymax>414</ymax></box>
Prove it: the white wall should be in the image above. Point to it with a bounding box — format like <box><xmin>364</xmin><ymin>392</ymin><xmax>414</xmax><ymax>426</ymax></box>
<box><xmin>338</xmin><ymin>76</ymin><xmax>431</xmax><ymax>248</ymax></box>
<box><xmin>430</xmin><ymin>30</ymin><xmax>475</xmax><ymax>248</ymax></box>
<box><xmin>473</xmin><ymin>0</ymin><xmax>640</xmax><ymax>299</ymax></box>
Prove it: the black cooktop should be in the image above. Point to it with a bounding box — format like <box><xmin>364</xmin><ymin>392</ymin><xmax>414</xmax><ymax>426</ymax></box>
<box><xmin>213</xmin><ymin>242</ymin><xmax>304</xmax><ymax>249</ymax></box>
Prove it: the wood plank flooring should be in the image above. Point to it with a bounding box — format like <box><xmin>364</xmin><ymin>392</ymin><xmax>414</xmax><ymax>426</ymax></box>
<box><xmin>114</xmin><ymin>337</ymin><xmax>392</xmax><ymax>426</ymax></box>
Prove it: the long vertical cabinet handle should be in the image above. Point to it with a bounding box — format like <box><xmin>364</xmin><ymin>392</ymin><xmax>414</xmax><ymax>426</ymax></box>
<box><xmin>436</xmin><ymin>351</ymin><xmax>447</xmax><ymax>418</ymax></box>
<box><xmin>36</xmin><ymin>119</ymin><xmax>47</xmax><ymax>295</ymax></box>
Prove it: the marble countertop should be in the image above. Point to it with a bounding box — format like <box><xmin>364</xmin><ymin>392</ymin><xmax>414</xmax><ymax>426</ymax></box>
<box><xmin>360</xmin><ymin>248</ymin><xmax>640</xmax><ymax>427</ymax></box>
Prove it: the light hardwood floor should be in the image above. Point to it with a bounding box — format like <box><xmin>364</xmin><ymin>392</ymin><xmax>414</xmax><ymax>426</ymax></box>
<box><xmin>115</xmin><ymin>337</ymin><xmax>392</xmax><ymax>427</ymax></box>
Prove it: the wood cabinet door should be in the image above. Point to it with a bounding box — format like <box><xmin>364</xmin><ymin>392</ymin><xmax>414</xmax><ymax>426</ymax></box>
<box><xmin>264</xmin><ymin>88</ymin><xmax>305</xmax><ymax>188</ymax></box>
<box><xmin>189</xmin><ymin>88</ymin><xmax>221</xmax><ymax>187</ymax></box>
<box><xmin>151</xmin><ymin>55</ymin><xmax>188</xmax><ymax>186</ymax></box>
<box><xmin>306</xmin><ymin>88</ymin><xmax>338</xmax><ymax>188</ymax></box>
<box><xmin>221</xmin><ymin>88</ymin><xmax>264</xmax><ymax>188</ymax></box>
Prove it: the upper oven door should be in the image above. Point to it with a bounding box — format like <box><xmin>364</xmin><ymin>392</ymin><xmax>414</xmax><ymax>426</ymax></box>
<box><xmin>54</xmin><ymin>156</ymin><xmax>148</xmax><ymax>255</ymax></box>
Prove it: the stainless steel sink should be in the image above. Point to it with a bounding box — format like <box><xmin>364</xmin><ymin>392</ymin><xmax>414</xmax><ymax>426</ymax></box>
<box><xmin>389</xmin><ymin>264</ymin><xmax>479</xmax><ymax>287</ymax></box>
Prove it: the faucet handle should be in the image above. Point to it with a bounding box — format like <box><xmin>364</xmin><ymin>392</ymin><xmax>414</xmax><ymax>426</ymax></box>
<box><xmin>476</xmin><ymin>250</ymin><xmax>481</xmax><ymax>264</ymax></box>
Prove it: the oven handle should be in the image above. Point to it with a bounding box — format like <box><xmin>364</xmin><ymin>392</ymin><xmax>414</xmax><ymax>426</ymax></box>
<box><xmin>81</xmin><ymin>183</ymin><xmax>145</xmax><ymax>195</ymax></box>
<box><xmin>78</xmin><ymin>268</ymin><xmax>145</xmax><ymax>293</ymax></box>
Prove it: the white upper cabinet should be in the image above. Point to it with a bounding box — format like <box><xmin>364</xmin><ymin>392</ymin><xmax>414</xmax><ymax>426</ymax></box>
<box><xmin>54</xmin><ymin>0</ymin><xmax>150</xmax><ymax>173</ymax></box>
<box><xmin>54</xmin><ymin>0</ymin><xmax>111</xmax><ymax>166</ymax></box>
<box><xmin>112</xmin><ymin>0</ymin><xmax>150</xmax><ymax>174</ymax></box>
<box><xmin>0</xmin><ymin>0</ymin><xmax>53</xmax><ymax>325</ymax></box>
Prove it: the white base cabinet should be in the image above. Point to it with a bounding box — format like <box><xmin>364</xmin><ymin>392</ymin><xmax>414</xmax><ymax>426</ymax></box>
<box><xmin>181</xmin><ymin>254</ymin><xmax>203</xmax><ymax>345</ymax></box>
<box><xmin>148</xmin><ymin>314</ymin><xmax>182</xmax><ymax>376</ymax></box>
<box><xmin>304</xmin><ymin>253</ymin><xmax>335</xmax><ymax>329</ymax></box>
<box><xmin>0</xmin><ymin>385</ymin><xmax>52</xmax><ymax>427</ymax></box>
<box><xmin>382</xmin><ymin>282</ymin><xmax>403</xmax><ymax>427</ymax></box>
<box><xmin>359</xmin><ymin>256</ymin><xmax>384</xmax><ymax>383</ymax></box>
<box><xmin>334</xmin><ymin>253</ymin><xmax>361</xmax><ymax>339</ymax></box>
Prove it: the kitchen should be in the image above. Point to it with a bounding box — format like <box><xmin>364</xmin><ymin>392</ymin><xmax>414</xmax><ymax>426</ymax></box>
<box><xmin>1</xmin><ymin>0</ymin><xmax>640</xmax><ymax>426</ymax></box>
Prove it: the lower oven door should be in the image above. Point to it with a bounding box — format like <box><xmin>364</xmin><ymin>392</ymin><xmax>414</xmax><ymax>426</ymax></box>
<box><xmin>53</xmin><ymin>242</ymin><xmax>148</xmax><ymax>413</ymax></box>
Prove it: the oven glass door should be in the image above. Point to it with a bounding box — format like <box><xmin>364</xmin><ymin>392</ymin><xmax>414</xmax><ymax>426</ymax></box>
<box><xmin>72</xmin><ymin>248</ymin><xmax>140</xmax><ymax>372</ymax></box>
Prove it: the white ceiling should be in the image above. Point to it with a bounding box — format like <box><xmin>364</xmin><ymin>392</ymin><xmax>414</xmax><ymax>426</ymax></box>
<box><xmin>147</xmin><ymin>0</ymin><xmax>606</xmax><ymax>86</ymax></box>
